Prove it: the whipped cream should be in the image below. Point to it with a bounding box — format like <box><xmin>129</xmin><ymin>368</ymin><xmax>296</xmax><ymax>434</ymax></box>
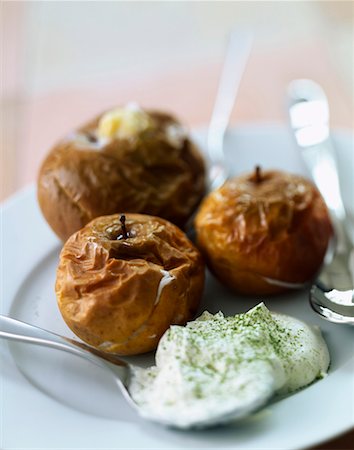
<box><xmin>67</xmin><ymin>132</ymin><xmax>108</xmax><ymax>150</ymax></box>
<box><xmin>155</xmin><ymin>270</ymin><xmax>175</xmax><ymax>305</ymax></box>
<box><xmin>325</xmin><ymin>289</ymin><xmax>354</xmax><ymax>306</ymax></box>
<box><xmin>129</xmin><ymin>303</ymin><xmax>329</xmax><ymax>428</ymax></box>
<box><xmin>164</xmin><ymin>124</ymin><xmax>187</xmax><ymax>149</ymax></box>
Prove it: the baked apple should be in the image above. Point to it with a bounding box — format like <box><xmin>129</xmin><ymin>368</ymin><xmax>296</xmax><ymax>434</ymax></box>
<box><xmin>56</xmin><ymin>213</ymin><xmax>205</xmax><ymax>355</ymax></box>
<box><xmin>38</xmin><ymin>103</ymin><xmax>206</xmax><ymax>241</ymax></box>
<box><xmin>195</xmin><ymin>167</ymin><xmax>333</xmax><ymax>295</ymax></box>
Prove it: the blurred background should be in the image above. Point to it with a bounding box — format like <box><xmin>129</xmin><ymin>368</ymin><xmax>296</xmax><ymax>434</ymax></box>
<box><xmin>1</xmin><ymin>1</ymin><xmax>353</xmax><ymax>201</ymax></box>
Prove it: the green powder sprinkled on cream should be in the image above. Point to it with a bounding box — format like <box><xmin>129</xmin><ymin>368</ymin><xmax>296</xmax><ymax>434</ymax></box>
<box><xmin>129</xmin><ymin>303</ymin><xmax>330</xmax><ymax>428</ymax></box>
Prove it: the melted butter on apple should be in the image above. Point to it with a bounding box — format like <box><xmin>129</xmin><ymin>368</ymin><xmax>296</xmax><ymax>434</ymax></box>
<box><xmin>97</xmin><ymin>103</ymin><xmax>153</xmax><ymax>140</ymax></box>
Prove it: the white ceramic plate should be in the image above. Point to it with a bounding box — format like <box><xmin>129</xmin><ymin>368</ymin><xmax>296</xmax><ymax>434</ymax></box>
<box><xmin>1</xmin><ymin>124</ymin><xmax>354</xmax><ymax>450</ymax></box>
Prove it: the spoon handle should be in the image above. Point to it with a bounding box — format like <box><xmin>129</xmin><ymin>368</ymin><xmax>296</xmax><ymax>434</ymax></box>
<box><xmin>0</xmin><ymin>315</ymin><xmax>127</xmax><ymax>371</ymax></box>
<box><xmin>287</xmin><ymin>80</ymin><xmax>351</xmax><ymax>245</ymax></box>
<box><xmin>288</xmin><ymin>79</ymin><xmax>354</xmax><ymax>289</ymax></box>
<box><xmin>207</xmin><ymin>29</ymin><xmax>253</xmax><ymax>191</ymax></box>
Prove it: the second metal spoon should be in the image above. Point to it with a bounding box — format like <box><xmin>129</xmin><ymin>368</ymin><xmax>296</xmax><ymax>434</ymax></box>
<box><xmin>288</xmin><ymin>79</ymin><xmax>354</xmax><ymax>325</ymax></box>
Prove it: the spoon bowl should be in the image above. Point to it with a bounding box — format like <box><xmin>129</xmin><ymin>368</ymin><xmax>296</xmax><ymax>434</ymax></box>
<box><xmin>310</xmin><ymin>285</ymin><xmax>354</xmax><ymax>325</ymax></box>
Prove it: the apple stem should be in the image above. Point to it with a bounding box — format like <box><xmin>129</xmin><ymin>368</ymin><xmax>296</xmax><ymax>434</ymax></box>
<box><xmin>255</xmin><ymin>165</ymin><xmax>262</xmax><ymax>183</ymax></box>
<box><xmin>86</xmin><ymin>131</ymin><xmax>98</xmax><ymax>143</ymax></box>
<box><xmin>120</xmin><ymin>215</ymin><xmax>129</xmax><ymax>239</ymax></box>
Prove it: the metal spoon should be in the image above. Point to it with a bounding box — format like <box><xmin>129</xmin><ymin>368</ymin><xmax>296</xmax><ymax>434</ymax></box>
<box><xmin>186</xmin><ymin>29</ymin><xmax>252</xmax><ymax>236</ymax></box>
<box><xmin>310</xmin><ymin>285</ymin><xmax>354</xmax><ymax>325</ymax></box>
<box><xmin>0</xmin><ymin>314</ymin><xmax>137</xmax><ymax>407</ymax></box>
<box><xmin>0</xmin><ymin>314</ymin><xmax>271</xmax><ymax>428</ymax></box>
<box><xmin>288</xmin><ymin>79</ymin><xmax>354</xmax><ymax>325</ymax></box>
<box><xmin>207</xmin><ymin>29</ymin><xmax>253</xmax><ymax>191</ymax></box>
